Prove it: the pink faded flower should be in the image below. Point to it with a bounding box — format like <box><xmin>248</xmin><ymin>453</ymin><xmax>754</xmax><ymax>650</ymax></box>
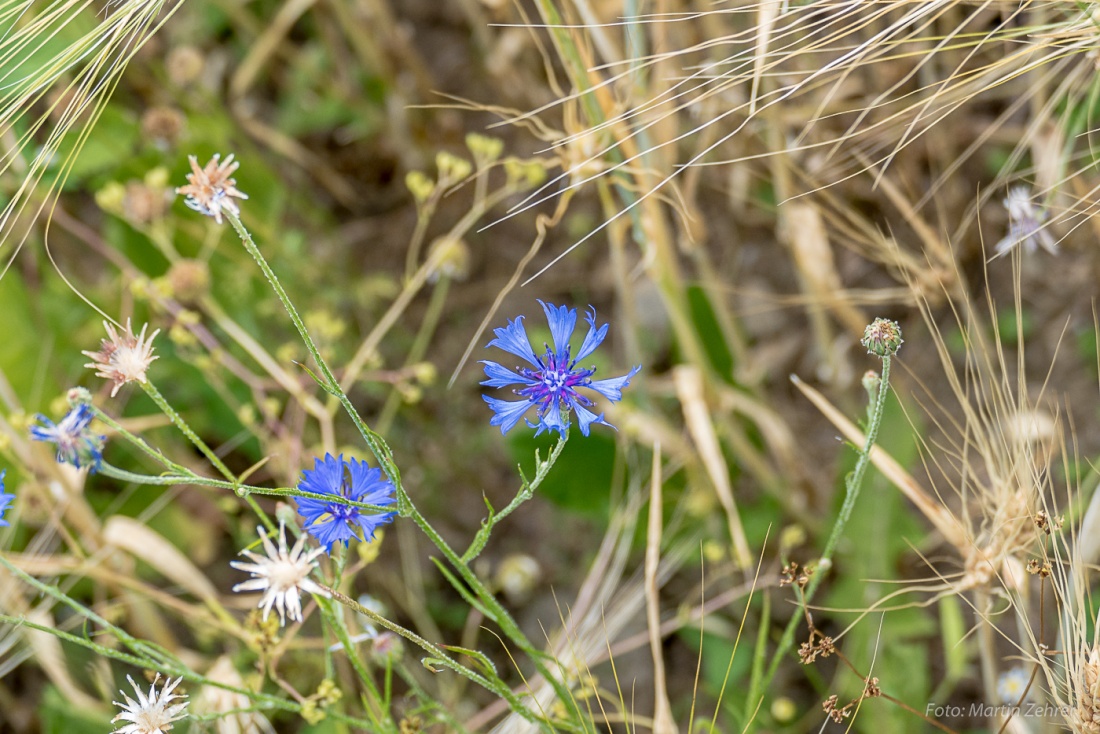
<box><xmin>83</xmin><ymin>319</ymin><xmax>160</xmax><ymax>397</ymax></box>
<box><xmin>176</xmin><ymin>153</ymin><xmax>248</xmax><ymax>224</ymax></box>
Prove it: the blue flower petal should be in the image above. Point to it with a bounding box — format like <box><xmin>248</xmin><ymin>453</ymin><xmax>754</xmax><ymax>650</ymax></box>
<box><xmin>480</xmin><ymin>360</ymin><xmax>537</xmax><ymax>389</ymax></box>
<box><xmin>0</xmin><ymin>470</ymin><xmax>11</xmax><ymax>528</ymax></box>
<box><xmin>30</xmin><ymin>405</ymin><xmax>105</xmax><ymax>472</ymax></box>
<box><xmin>482</xmin><ymin>303</ymin><xmax>640</xmax><ymax>438</ymax></box>
<box><xmin>355</xmin><ymin>510</ymin><xmax>395</xmax><ymax>541</ymax></box>
<box><xmin>587</xmin><ymin>365</ymin><xmax>641</xmax><ymax>403</ymax></box>
<box><xmin>482</xmin><ymin>395</ymin><xmax>532</xmax><ymax>434</ymax></box>
<box><xmin>540</xmin><ymin>400</ymin><xmax>567</xmax><ymax>438</ymax></box>
<box><xmin>574</xmin><ymin>307</ymin><xmax>608</xmax><ymax>363</ymax></box>
<box><xmin>573</xmin><ymin>403</ymin><xmax>612</xmax><ymax>436</ymax></box>
<box><xmin>487</xmin><ymin>316</ymin><xmax>539</xmax><ymax>367</ymax></box>
<box><xmin>539</xmin><ymin>301</ymin><xmax>577</xmax><ymax>361</ymax></box>
<box><xmin>297</xmin><ymin>454</ymin><xmax>344</xmax><ymax>501</ymax></box>
<box><xmin>306</xmin><ymin>517</ymin><xmax>349</xmax><ymax>549</ymax></box>
<box><xmin>294</xmin><ymin>453</ymin><xmax>396</xmax><ymax>553</ymax></box>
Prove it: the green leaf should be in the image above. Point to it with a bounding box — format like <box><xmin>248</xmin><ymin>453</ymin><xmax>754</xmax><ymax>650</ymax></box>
<box><xmin>439</xmin><ymin>645</ymin><xmax>498</xmax><ymax>678</ymax></box>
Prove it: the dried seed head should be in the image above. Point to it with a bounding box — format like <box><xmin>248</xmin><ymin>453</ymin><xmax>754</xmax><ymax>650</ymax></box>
<box><xmin>1071</xmin><ymin>648</ymin><xmax>1100</xmax><ymax>732</ymax></box>
<box><xmin>122</xmin><ymin>181</ymin><xmax>170</xmax><ymax>224</ymax></box>
<box><xmin>166</xmin><ymin>46</ymin><xmax>205</xmax><ymax>87</ymax></box>
<box><xmin>822</xmin><ymin>694</ymin><xmax>850</xmax><ymax>724</ymax></box>
<box><xmin>141</xmin><ymin>107</ymin><xmax>185</xmax><ymax>148</ymax></box>
<box><xmin>165</xmin><ymin>259</ymin><xmax>211</xmax><ymax>303</ymax></box>
<box><xmin>230</xmin><ymin>522</ymin><xmax>329</xmax><ymax>626</ymax></box>
<box><xmin>861</xmin><ymin>318</ymin><xmax>903</xmax><ymax>358</ymax></box>
<box><xmin>83</xmin><ymin>320</ymin><xmax>160</xmax><ymax>397</ymax></box>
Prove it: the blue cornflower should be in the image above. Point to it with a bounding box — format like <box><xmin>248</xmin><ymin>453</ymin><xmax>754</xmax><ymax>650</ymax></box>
<box><xmin>30</xmin><ymin>404</ymin><xmax>105</xmax><ymax>472</ymax></box>
<box><xmin>295</xmin><ymin>453</ymin><xmax>396</xmax><ymax>552</ymax></box>
<box><xmin>480</xmin><ymin>301</ymin><xmax>640</xmax><ymax>437</ymax></box>
<box><xmin>0</xmin><ymin>471</ymin><xmax>14</xmax><ymax>527</ymax></box>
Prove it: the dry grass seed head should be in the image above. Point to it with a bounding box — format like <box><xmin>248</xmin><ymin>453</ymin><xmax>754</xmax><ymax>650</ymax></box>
<box><xmin>909</xmin><ymin>289</ymin><xmax>1061</xmax><ymax>596</ymax></box>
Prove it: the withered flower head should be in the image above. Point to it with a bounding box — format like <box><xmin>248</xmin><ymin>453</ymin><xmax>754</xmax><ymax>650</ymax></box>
<box><xmin>176</xmin><ymin>153</ymin><xmax>248</xmax><ymax>224</ymax></box>
<box><xmin>83</xmin><ymin>319</ymin><xmax>160</xmax><ymax>397</ymax></box>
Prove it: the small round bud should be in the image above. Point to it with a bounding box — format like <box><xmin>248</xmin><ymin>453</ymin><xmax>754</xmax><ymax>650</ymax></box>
<box><xmin>370</xmin><ymin>632</ymin><xmax>403</xmax><ymax>664</ymax></box>
<box><xmin>426</xmin><ymin>236</ymin><xmax>470</xmax><ymax>282</ymax></box>
<box><xmin>435</xmin><ymin>151</ymin><xmax>472</xmax><ymax>182</ymax></box>
<box><xmin>411</xmin><ymin>362</ymin><xmax>437</xmax><ymax>385</ymax></box>
<box><xmin>95</xmin><ymin>181</ymin><xmax>126</xmax><ymax>214</ymax></box>
<box><xmin>495</xmin><ymin>553</ymin><xmax>542</xmax><ymax>603</ymax></box>
<box><xmin>861</xmin><ymin>369</ymin><xmax>881</xmax><ymax>402</ymax></box>
<box><xmin>166</xmin><ymin>45</ymin><xmax>205</xmax><ymax>87</ymax></box>
<box><xmin>274</xmin><ymin>502</ymin><xmax>298</xmax><ymax>527</ymax></box>
<box><xmin>771</xmin><ymin>696</ymin><xmax>797</xmax><ymax>724</ymax></box>
<box><xmin>465</xmin><ymin>132</ymin><xmax>504</xmax><ymax>163</ymax></box>
<box><xmin>167</xmin><ymin>259</ymin><xmax>211</xmax><ymax>303</ymax></box>
<box><xmin>67</xmin><ymin>387</ymin><xmax>93</xmax><ymax>406</ymax></box>
<box><xmin>861</xmin><ymin>318</ymin><xmax>903</xmax><ymax>357</ymax></box>
<box><xmin>779</xmin><ymin>524</ymin><xmax>806</xmax><ymax>552</ymax></box>
<box><xmin>122</xmin><ymin>180</ymin><xmax>170</xmax><ymax>224</ymax></box>
<box><xmin>405</xmin><ymin>170</ymin><xmax>435</xmax><ymax>204</ymax></box>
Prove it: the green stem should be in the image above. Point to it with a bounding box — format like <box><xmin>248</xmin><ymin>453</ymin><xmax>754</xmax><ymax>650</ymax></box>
<box><xmin>83</xmin><ymin>402</ymin><xmax>188</xmax><ymax>474</ymax></box>
<box><xmin>139</xmin><ymin>382</ymin><xmax>277</xmax><ymax>531</ymax></box>
<box><xmin>86</xmin><ymin>390</ymin><xmax>274</xmax><ymax>532</ymax></box>
<box><xmin>315</xmin><ymin>595</ymin><xmax>394</xmax><ymax>732</ymax></box>
<box><xmin>223</xmin><ymin>211</ymin><xmax>579</xmax><ymax>724</ymax></box>
<box><xmin>141</xmin><ymin>380</ymin><xmax>236</xmax><ymax>482</ymax></box>
<box><xmin>0</xmin><ymin>553</ymin><xmax>172</xmax><ymax>666</ymax></box>
<box><xmin>0</xmin><ymin>611</ymin><xmax>378</xmax><ymax>728</ymax></box>
<box><xmin>225</xmin><ymin>212</ymin><xmax>402</xmax><ymax>495</ymax></box>
<box><xmin>95</xmin><ymin>463</ymin><xmax>394</xmax><ymax>514</ymax></box>
<box><xmin>325</xmin><ymin>586</ymin><xmax>544</xmax><ymax>727</ymax></box>
<box><xmin>747</xmin><ymin>355</ymin><xmax>893</xmax><ymax>718</ymax></box>
<box><xmin>461</xmin><ymin>436</ymin><xmax>567</xmax><ymax>562</ymax></box>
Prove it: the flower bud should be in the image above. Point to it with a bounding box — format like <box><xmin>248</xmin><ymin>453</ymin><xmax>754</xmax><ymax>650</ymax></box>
<box><xmin>435</xmin><ymin>151</ymin><xmax>472</xmax><ymax>182</ymax></box>
<box><xmin>274</xmin><ymin>502</ymin><xmax>298</xmax><ymax>527</ymax></box>
<box><xmin>860</xmin><ymin>318</ymin><xmax>903</xmax><ymax>357</ymax></box>
<box><xmin>95</xmin><ymin>181</ymin><xmax>126</xmax><ymax>215</ymax></box>
<box><xmin>405</xmin><ymin>170</ymin><xmax>435</xmax><ymax>204</ymax></box>
<box><xmin>67</xmin><ymin>387</ymin><xmax>93</xmax><ymax>406</ymax></box>
<box><xmin>861</xmin><ymin>369</ymin><xmax>880</xmax><ymax>403</ymax></box>
<box><xmin>495</xmin><ymin>553</ymin><xmax>542</xmax><ymax>603</ymax></box>
<box><xmin>370</xmin><ymin>632</ymin><xmax>403</xmax><ymax>664</ymax></box>
<box><xmin>141</xmin><ymin>106</ymin><xmax>185</xmax><ymax>149</ymax></box>
<box><xmin>465</xmin><ymin>132</ymin><xmax>504</xmax><ymax>163</ymax></box>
